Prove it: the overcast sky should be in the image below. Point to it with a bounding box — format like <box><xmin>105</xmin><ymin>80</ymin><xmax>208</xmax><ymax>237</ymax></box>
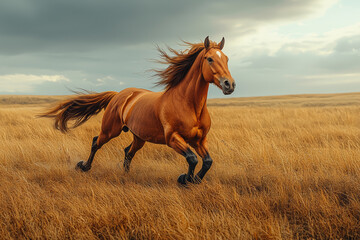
<box><xmin>0</xmin><ymin>0</ymin><xmax>359</xmax><ymax>97</ymax></box>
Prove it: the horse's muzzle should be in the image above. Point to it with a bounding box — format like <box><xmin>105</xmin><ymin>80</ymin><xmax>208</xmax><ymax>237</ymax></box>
<box><xmin>220</xmin><ymin>78</ymin><xmax>236</xmax><ymax>95</ymax></box>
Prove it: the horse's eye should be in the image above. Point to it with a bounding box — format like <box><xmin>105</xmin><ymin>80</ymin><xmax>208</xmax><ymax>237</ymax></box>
<box><xmin>207</xmin><ymin>57</ymin><xmax>214</xmax><ymax>63</ymax></box>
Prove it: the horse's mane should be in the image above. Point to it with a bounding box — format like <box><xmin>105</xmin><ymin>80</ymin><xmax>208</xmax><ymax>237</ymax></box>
<box><xmin>154</xmin><ymin>40</ymin><xmax>220</xmax><ymax>90</ymax></box>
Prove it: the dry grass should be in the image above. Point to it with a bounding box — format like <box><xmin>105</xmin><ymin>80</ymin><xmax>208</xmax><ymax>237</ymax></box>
<box><xmin>0</xmin><ymin>92</ymin><xmax>360</xmax><ymax>239</ymax></box>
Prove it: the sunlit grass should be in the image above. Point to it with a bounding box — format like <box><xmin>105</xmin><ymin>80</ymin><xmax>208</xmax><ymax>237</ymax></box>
<box><xmin>0</xmin><ymin>92</ymin><xmax>359</xmax><ymax>239</ymax></box>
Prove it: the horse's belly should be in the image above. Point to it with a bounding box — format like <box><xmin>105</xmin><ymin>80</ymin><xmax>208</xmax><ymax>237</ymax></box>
<box><xmin>124</xmin><ymin>96</ymin><xmax>166</xmax><ymax>144</ymax></box>
<box><xmin>128</xmin><ymin>120</ymin><xmax>166</xmax><ymax>144</ymax></box>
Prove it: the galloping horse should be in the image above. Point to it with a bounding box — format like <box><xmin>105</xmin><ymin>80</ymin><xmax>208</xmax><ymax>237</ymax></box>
<box><xmin>40</xmin><ymin>36</ymin><xmax>235</xmax><ymax>184</ymax></box>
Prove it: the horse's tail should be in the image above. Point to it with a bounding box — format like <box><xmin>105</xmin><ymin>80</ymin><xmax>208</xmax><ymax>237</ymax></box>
<box><xmin>39</xmin><ymin>91</ymin><xmax>117</xmax><ymax>133</ymax></box>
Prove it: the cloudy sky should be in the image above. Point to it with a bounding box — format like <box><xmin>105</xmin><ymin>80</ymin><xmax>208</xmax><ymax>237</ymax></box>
<box><xmin>0</xmin><ymin>0</ymin><xmax>359</xmax><ymax>97</ymax></box>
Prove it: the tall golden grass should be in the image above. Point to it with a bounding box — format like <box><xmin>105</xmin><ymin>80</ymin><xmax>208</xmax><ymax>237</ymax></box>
<box><xmin>0</xmin><ymin>92</ymin><xmax>359</xmax><ymax>239</ymax></box>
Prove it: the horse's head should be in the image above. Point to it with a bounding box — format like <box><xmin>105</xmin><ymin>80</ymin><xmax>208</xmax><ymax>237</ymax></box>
<box><xmin>202</xmin><ymin>36</ymin><xmax>236</xmax><ymax>95</ymax></box>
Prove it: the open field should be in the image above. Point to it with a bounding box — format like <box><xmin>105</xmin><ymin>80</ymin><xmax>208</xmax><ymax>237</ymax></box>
<box><xmin>0</xmin><ymin>92</ymin><xmax>360</xmax><ymax>239</ymax></box>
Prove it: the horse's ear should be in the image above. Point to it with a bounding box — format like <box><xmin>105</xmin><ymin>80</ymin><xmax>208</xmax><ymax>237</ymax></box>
<box><xmin>204</xmin><ymin>36</ymin><xmax>210</xmax><ymax>49</ymax></box>
<box><xmin>219</xmin><ymin>37</ymin><xmax>225</xmax><ymax>50</ymax></box>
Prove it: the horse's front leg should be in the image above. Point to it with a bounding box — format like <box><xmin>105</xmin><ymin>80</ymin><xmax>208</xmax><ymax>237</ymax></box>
<box><xmin>195</xmin><ymin>154</ymin><xmax>213</xmax><ymax>182</ymax></box>
<box><xmin>167</xmin><ymin>132</ymin><xmax>198</xmax><ymax>185</ymax></box>
<box><xmin>191</xmin><ymin>137</ymin><xmax>213</xmax><ymax>183</ymax></box>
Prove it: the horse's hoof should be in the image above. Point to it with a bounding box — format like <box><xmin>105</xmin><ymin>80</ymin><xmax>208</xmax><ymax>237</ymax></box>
<box><xmin>177</xmin><ymin>174</ymin><xmax>187</xmax><ymax>185</ymax></box>
<box><xmin>75</xmin><ymin>161</ymin><xmax>90</xmax><ymax>172</ymax></box>
<box><xmin>75</xmin><ymin>161</ymin><xmax>84</xmax><ymax>170</ymax></box>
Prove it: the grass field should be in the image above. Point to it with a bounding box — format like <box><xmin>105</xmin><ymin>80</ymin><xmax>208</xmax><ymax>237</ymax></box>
<box><xmin>0</xmin><ymin>92</ymin><xmax>360</xmax><ymax>239</ymax></box>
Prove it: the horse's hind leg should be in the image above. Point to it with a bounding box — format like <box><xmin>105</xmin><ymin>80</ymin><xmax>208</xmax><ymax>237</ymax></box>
<box><xmin>76</xmin><ymin>99</ymin><xmax>125</xmax><ymax>171</ymax></box>
<box><xmin>76</xmin><ymin>129</ymin><xmax>119</xmax><ymax>171</ymax></box>
<box><xmin>76</xmin><ymin>136</ymin><xmax>99</xmax><ymax>171</ymax></box>
<box><xmin>123</xmin><ymin>135</ymin><xmax>145</xmax><ymax>172</ymax></box>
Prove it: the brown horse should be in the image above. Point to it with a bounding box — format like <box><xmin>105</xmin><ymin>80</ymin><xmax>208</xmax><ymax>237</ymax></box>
<box><xmin>40</xmin><ymin>36</ymin><xmax>235</xmax><ymax>184</ymax></box>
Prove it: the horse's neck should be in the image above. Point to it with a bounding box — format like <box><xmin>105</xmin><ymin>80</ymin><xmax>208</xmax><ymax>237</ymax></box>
<box><xmin>173</xmin><ymin>55</ymin><xmax>209</xmax><ymax>118</ymax></box>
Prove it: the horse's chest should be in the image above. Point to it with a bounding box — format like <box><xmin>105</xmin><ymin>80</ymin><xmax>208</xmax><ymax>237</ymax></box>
<box><xmin>162</xmin><ymin>105</ymin><xmax>210</xmax><ymax>142</ymax></box>
<box><xmin>175</xmin><ymin>114</ymin><xmax>210</xmax><ymax>142</ymax></box>
<box><xmin>188</xmin><ymin>125</ymin><xmax>204</xmax><ymax>140</ymax></box>
<box><xmin>181</xmin><ymin>120</ymin><xmax>209</xmax><ymax>144</ymax></box>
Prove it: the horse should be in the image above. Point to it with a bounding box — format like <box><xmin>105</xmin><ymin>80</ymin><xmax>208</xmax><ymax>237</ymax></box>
<box><xmin>40</xmin><ymin>36</ymin><xmax>236</xmax><ymax>185</ymax></box>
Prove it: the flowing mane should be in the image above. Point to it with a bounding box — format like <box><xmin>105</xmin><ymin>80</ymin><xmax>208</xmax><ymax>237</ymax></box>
<box><xmin>154</xmin><ymin>40</ymin><xmax>221</xmax><ymax>90</ymax></box>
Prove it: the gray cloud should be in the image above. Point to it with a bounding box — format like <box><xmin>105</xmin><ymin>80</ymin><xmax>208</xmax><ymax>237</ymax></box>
<box><xmin>1</xmin><ymin>0</ymin><xmax>354</xmax><ymax>97</ymax></box>
<box><xmin>334</xmin><ymin>35</ymin><xmax>360</xmax><ymax>53</ymax></box>
<box><xmin>232</xmin><ymin>34</ymin><xmax>360</xmax><ymax>96</ymax></box>
<box><xmin>0</xmin><ymin>0</ymin><xmax>333</xmax><ymax>54</ymax></box>
<box><xmin>322</xmin><ymin>35</ymin><xmax>360</xmax><ymax>73</ymax></box>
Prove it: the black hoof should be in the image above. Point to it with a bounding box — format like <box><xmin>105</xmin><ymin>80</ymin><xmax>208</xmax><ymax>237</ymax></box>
<box><xmin>177</xmin><ymin>174</ymin><xmax>202</xmax><ymax>185</ymax></box>
<box><xmin>75</xmin><ymin>161</ymin><xmax>84</xmax><ymax>170</ymax></box>
<box><xmin>177</xmin><ymin>174</ymin><xmax>187</xmax><ymax>185</ymax></box>
<box><xmin>75</xmin><ymin>161</ymin><xmax>90</xmax><ymax>172</ymax></box>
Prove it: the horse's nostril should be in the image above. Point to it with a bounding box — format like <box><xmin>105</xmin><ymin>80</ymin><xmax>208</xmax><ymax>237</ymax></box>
<box><xmin>224</xmin><ymin>80</ymin><xmax>230</xmax><ymax>89</ymax></box>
